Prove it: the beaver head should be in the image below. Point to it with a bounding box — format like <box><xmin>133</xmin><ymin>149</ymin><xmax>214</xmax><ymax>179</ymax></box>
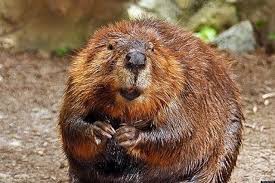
<box><xmin>69</xmin><ymin>20</ymin><xmax>185</xmax><ymax>121</ymax></box>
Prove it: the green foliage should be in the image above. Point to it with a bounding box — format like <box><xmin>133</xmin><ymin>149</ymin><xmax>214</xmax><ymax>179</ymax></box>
<box><xmin>54</xmin><ymin>47</ymin><xmax>71</xmax><ymax>57</ymax></box>
<box><xmin>255</xmin><ymin>20</ymin><xmax>267</xmax><ymax>28</ymax></box>
<box><xmin>268</xmin><ymin>32</ymin><xmax>275</xmax><ymax>41</ymax></box>
<box><xmin>195</xmin><ymin>26</ymin><xmax>217</xmax><ymax>43</ymax></box>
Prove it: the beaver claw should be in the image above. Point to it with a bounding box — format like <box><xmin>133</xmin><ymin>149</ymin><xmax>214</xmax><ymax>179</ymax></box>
<box><xmin>92</xmin><ymin>121</ymin><xmax>115</xmax><ymax>145</ymax></box>
<box><xmin>115</xmin><ymin>125</ymin><xmax>141</xmax><ymax>149</ymax></box>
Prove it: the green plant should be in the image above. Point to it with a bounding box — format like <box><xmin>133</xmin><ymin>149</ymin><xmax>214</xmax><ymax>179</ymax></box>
<box><xmin>54</xmin><ymin>47</ymin><xmax>71</xmax><ymax>57</ymax></box>
<box><xmin>255</xmin><ymin>20</ymin><xmax>267</xmax><ymax>28</ymax></box>
<box><xmin>195</xmin><ymin>26</ymin><xmax>217</xmax><ymax>42</ymax></box>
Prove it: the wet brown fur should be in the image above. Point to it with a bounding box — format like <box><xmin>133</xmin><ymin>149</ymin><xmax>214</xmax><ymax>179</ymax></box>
<box><xmin>59</xmin><ymin>19</ymin><xmax>243</xmax><ymax>183</ymax></box>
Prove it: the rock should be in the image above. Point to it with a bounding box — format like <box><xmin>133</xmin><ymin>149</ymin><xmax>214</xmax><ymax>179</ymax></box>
<box><xmin>133</xmin><ymin>0</ymin><xmax>239</xmax><ymax>33</ymax></box>
<box><xmin>175</xmin><ymin>0</ymin><xmax>195</xmax><ymax>9</ymax></box>
<box><xmin>237</xmin><ymin>0</ymin><xmax>275</xmax><ymax>53</ymax></box>
<box><xmin>128</xmin><ymin>0</ymin><xmax>181</xmax><ymax>23</ymax></box>
<box><xmin>0</xmin><ymin>37</ymin><xmax>15</xmax><ymax>50</ymax></box>
<box><xmin>226</xmin><ymin>0</ymin><xmax>237</xmax><ymax>3</ymax></box>
<box><xmin>37</xmin><ymin>150</ymin><xmax>45</xmax><ymax>156</ymax></box>
<box><xmin>127</xmin><ymin>4</ymin><xmax>155</xmax><ymax>20</ymax></box>
<box><xmin>212</xmin><ymin>21</ymin><xmax>256</xmax><ymax>53</ymax></box>
<box><xmin>186</xmin><ymin>1</ymin><xmax>238</xmax><ymax>31</ymax></box>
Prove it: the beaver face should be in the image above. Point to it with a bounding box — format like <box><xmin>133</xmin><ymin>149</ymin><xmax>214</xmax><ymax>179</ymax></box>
<box><xmin>111</xmin><ymin>39</ymin><xmax>153</xmax><ymax>101</ymax></box>
<box><xmin>88</xmin><ymin>34</ymin><xmax>156</xmax><ymax>102</ymax></box>
<box><xmin>81</xmin><ymin>22</ymin><xmax>185</xmax><ymax>119</ymax></box>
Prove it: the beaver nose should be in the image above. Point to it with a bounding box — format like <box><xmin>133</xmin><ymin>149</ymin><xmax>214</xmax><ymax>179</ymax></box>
<box><xmin>125</xmin><ymin>51</ymin><xmax>146</xmax><ymax>70</ymax></box>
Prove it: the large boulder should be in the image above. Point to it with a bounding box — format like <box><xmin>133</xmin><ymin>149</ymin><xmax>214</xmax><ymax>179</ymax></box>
<box><xmin>237</xmin><ymin>0</ymin><xmax>275</xmax><ymax>53</ymax></box>
<box><xmin>128</xmin><ymin>0</ymin><xmax>239</xmax><ymax>32</ymax></box>
<box><xmin>127</xmin><ymin>0</ymin><xmax>181</xmax><ymax>22</ymax></box>
<box><xmin>0</xmin><ymin>0</ymin><xmax>128</xmax><ymax>52</ymax></box>
<box><xmin>213</xmin><ymin>21</ymin><xmax>256</xmax><ymax>53</ymax></box>
<box><xmin>185</xmin><ymin>0</ymin><xmax>238</xmax><ymax>31</ymax></box>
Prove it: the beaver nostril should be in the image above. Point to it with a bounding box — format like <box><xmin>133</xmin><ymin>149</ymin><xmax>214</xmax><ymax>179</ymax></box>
<box><xmin>126</xmin><ymin>54</ymin><xmax>131</xmax><ymax>62</ymax></box>
<box><xmin>125</xmin><ymin>51</ymin><xmax>146</xmax><ymax>70</ymax></box>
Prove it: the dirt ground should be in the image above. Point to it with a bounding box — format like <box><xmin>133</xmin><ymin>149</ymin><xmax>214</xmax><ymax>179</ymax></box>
<box><xmin>0</xmin><ymin>50</ymin><xmax>274</xmax><ymax>183</ymax></box>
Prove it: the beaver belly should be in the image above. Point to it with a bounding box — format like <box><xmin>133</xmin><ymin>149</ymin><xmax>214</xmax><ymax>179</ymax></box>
<box><xmin>93</xmin><ymin>139</ymin><xmax>142</xmax><ymax>176</ymax></box>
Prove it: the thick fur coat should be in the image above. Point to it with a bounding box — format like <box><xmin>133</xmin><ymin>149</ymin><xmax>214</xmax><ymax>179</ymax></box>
<box><xmin>59</xmin><ymin>19</ymin><xmax>243</xmax><ymax>183</ymax></box>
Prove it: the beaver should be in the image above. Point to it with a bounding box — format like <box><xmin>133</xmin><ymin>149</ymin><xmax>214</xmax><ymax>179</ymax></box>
<box><xmin>59</xmin><ymin>19</ymin><xmax>243</xmax><ymax>183</ymax></box>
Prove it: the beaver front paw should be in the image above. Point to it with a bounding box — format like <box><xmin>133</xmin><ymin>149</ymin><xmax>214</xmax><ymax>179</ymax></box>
<box><xmin>92</xmin><ymin>121</ymin><xmax>116</xmax><ymax>145</ymax></box>
<box><xmin>115</xmin><ymin>125</ymin><xmax>141</xmax><ymax>150</ymax></box>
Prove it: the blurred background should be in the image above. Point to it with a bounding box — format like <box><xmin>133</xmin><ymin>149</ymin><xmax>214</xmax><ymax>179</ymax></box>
<box><xmin>0</xmin><ymin>0</ymin><xmax>275</xmax><ymax>53</ymax></box>
<box><xmin>0</xmin><ymin>0</ymin><xmax>274</xmax><ymax>183</ymax></box>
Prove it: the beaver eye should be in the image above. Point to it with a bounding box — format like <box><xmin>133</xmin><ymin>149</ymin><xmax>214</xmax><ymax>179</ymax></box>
<box><xmin>107</xmin><ymin>43</ymin><xmax>114</xmax><ymax>50</ymax></box>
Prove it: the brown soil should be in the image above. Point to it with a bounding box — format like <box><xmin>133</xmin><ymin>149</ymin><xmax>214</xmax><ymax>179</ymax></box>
<box><xmin>0</xmin><ymin>50</ymin><xmax>274</xmax><ymax>183</ymax></box>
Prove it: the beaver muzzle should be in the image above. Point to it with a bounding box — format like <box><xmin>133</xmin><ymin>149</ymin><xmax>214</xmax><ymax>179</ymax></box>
<box><xmin>120</xmin><ymin>87</ymin><xmax>141</xmax><ymax>101</ymax></box>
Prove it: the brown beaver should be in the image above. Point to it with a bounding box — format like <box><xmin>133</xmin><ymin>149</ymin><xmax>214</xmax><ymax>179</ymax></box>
<box><xmin>59</xmin><ymin>19</ymin><xmax>243</xmax><ymax>183</ymax></box>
